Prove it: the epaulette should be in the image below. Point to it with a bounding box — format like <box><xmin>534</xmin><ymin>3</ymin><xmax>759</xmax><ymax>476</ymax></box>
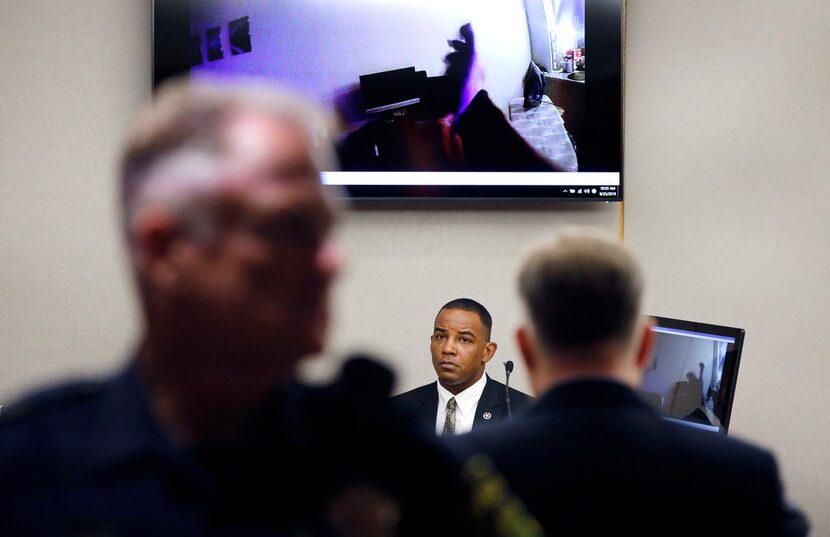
<box><xmin>462</xmin><ymin>454</ymin><xmax>546</xmax><ymax>537</ymax></box>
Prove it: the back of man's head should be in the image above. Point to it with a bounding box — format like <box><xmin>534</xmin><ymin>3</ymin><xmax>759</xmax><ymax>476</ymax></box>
<box><xmin>518</xmin><ymin>229</ymin><xmax>644</xmax><ymax>358</ymax></box>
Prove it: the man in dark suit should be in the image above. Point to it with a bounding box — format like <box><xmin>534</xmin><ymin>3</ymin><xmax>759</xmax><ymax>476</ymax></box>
<box><xmin>394</xmin><ymin>298</ymin><xmax>533</xmax><ymax>436</ymax></box>
<box><xmin>459</xmin><ymin>230</ymin><xmax>808</xmax><ymax>537</ymax></box>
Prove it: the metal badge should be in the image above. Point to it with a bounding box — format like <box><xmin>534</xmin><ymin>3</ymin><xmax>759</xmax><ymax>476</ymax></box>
<box><xmin>482</xmin><ymin>411</ymin><xmax>492</xmax><ymax>420</ymax></box>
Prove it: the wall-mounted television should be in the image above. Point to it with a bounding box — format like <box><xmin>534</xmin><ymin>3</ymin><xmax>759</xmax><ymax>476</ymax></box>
<box><xmin>153</xmin><ymin>0</ymin><xmax>623</xmax><ymax>200</ymax></box>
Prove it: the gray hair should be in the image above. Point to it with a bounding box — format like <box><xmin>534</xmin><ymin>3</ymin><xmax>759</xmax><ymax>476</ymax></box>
<box><xmin>120</xmin><ymin>77</ymin><xmax>337</xmax><ymax>245</ymax></box>
<box><xmin>518</xmin><ymin>229</ymin><xmax>644</xmax><ymax>354</ymax></box>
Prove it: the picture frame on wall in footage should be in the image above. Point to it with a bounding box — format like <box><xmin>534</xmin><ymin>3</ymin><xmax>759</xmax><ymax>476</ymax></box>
<box><xmin>153</xmin><ymin>0</ymin><xmax>623</xmax><ymax>201</ymax></box>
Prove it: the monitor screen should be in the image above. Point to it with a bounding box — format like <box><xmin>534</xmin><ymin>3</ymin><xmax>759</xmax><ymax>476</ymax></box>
<box><xmin>640</xmin><ymin>317</ymin><xmax>745</xmax><ymax>434</ymax></box>
<box><xmin>152</xmin><ymin>0</ymin><xmax>623</xmax><ymax>200</ymax></box>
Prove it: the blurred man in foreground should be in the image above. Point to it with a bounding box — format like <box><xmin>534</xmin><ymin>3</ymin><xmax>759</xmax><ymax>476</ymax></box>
<box><xmin>0</xmin><ymin>81</ymin><xmax>540</xmax><ymax>537</ymax></box>
<box><xmin>458</xmin><ymin>230</ymin><xmax>808</xmax><ymax>537</ymax></box>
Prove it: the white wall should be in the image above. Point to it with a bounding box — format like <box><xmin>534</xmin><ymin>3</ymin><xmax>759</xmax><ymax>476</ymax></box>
<box><xmin>1</xmin><ymin>0</ymin><xmax>828</xmax><ymax>532</ymax></box>
<box><xmin>192</xmin><ymin>0</ymin><xmax>532</xmax><ymax>113</ymax></box>
<box><xmin>524</xmin><ymin>0</ymin><xmax>552</xmax><ymax>70</ymax></box>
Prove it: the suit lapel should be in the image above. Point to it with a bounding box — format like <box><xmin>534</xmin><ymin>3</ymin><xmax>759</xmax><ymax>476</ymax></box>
<box><xmin>473</xmin><ymin>375</ymin><xmax>503</xmax><ymax>430</ymax></box>
<box><xmin>420</xmin><ymin>382</ymin><xmax>439</xmax><ymax>426</ymax></box>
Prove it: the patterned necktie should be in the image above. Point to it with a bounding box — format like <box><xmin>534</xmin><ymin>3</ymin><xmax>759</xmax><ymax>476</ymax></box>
<box><xmin>443</xmin><ymin>397</ymin><xmax>457</xmax><ymax>436</ymax></box>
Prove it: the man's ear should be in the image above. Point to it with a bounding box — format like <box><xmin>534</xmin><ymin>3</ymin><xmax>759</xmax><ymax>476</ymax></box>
<box><xmin>633</xmin><ymin>317</ymin><xmax>656</xmax><ymax>373</ymax></box>
<box><xmin>134</xmin><ymin>209</ymin><xmax>187</xmax><ymax>293</ymax></box>
<box><xmin>516</xmin><ymin>325</ymin><xmax>537</xmax><ymax>373</ymax></box>
<box><xmin>482</xmin><ymin>341</ymin><xmax>497</xmax><ymax>364</ymax></box>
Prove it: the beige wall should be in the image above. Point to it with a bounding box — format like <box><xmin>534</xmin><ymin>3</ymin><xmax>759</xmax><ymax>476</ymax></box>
<box><xmin>0</xmin><ymin>1</ymin><xmax>145</xmax><ymax>391</ymax></box>
<box><xmin>1</xmin><ymin>0</ymin><xmax>828</xmax><ymax>532</ymax></box>
<box><xmin>623</xmin><ymin>0</ymin><xmax>830</xmax><ymax>528</ymax></box>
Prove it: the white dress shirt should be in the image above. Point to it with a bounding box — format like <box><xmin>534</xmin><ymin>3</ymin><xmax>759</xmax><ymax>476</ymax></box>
<box><xmin>435</xmin><ymin>373</ymin><xmax>488</xmax><ymax>435</ymax></box>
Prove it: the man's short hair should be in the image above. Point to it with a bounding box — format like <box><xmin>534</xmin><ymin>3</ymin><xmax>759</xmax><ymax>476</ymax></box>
<box><xmin>437</xmin><ymin>298</ymin><xmax>493</xmax><ymax>341</ymax></box>
<box><xmin>119</xmin><ymin>78</ymin><xmax>336</xmax><ymax>245</ymax></box>
<box><xmin>518</xmin><ymin>230</ymin><xmax>644</xmax><ymax>353</ymax></box>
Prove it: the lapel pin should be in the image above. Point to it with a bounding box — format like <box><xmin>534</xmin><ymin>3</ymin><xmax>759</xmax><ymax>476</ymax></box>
<box><xmin>482</xmin><ymin>411</ymin><xmax>492</xmax><ymax>420</ymax></box>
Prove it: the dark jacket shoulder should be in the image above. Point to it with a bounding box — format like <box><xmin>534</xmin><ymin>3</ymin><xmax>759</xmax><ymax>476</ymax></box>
<box><xmin>1</xmin><ymin>377</ymin><xmax>106</xmax><ymax>427</ymax></box>
<box><xmin>392</xmin><ymin>381</ymin><xmax>437</xmax><ymax>404</ymax></box>
<box><xmin>471</xmin><ymin>375</ymin><xmax>533</xmax><ymax>428</ymax></box>
<box><xmin>391</xmin><ymin>382</ymin><xmax>438</xmax><ymax>436</ymax></box>
<box><xmin>482</xmin><ymin>376</ymin><xmax>534</xmax><ymax>413</ymax></box>
<box><xmin>459</xmin><ymin>379</ymin><xmax>807</xmax><ymax>537</ymax></box>
<box><xmin>0</xmin><ymin>376</ymin><xmax>115</xmax><ymax>495</ymax></box>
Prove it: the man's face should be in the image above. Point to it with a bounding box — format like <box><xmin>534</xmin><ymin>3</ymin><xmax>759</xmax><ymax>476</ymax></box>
<box><xmin>430</xmin><ymin>308</ymin><xmax>495</xmax><ymax>394</ymax></box>
<box><xmin>169</xmin><ymin>111</ymin><xmax>339</xmax><ymax>374</ymax></box>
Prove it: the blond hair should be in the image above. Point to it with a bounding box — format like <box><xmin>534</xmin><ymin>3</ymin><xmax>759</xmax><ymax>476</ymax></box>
<box><xmin>518</xmin><ymin>229</ymin><xmax>644</xmax><ymax>353</ymax></box>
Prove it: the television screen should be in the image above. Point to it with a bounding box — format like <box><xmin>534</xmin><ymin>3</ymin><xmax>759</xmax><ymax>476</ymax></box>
<box><xmin>153</xmin><ymin>0</ymin><xmax>623</xmax><ymax>200</ymax></box>
<box><xmin>641</xmin><ymin>317</ymin><xmax>746</xmax><ymax>434</ymax></box>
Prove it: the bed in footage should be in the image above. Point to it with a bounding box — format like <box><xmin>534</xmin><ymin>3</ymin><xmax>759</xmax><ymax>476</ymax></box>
<box><xmin>190</xmin><ymin>0</ymin><xmax>588</xmax><ymax>173</ymax></box>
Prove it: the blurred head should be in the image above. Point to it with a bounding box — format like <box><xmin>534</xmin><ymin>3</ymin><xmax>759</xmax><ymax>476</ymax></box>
<box><xmin>430</xmin><ymin>298</ymin><xmax>496</xmax><ymax>395</ymax></box>
<box><xmin>516</xmin><ymin>230</ymin><xmax>653</xmax><ymax>392</ymax></box>
<box><xmin>121</xmin><ymin>79</ymin><xmax>340</xmax><ymax>392</ymax></box>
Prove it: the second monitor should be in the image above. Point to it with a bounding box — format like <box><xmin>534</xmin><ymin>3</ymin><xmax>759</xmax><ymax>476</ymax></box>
<box><xmin>640</xmin><ymin>316</ymin><xmax>745</xmax><ymax>434</ymax></box>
